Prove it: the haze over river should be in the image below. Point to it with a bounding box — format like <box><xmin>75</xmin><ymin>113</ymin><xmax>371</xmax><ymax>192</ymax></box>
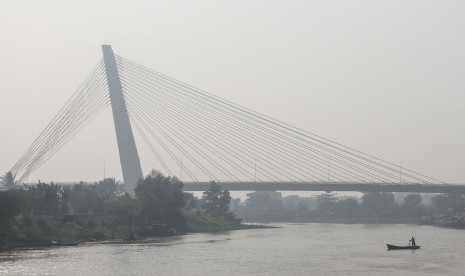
<box><xmin>1</xmin><ymin>223</ymin><xmax>464</xmax><ymax>275</ymax></box>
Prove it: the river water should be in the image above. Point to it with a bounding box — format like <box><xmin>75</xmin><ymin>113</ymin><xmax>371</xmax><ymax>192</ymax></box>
<box><xmin>1</xmin><ymin>223</ymin><xmax>464</xmax><ymax>275</ymax></box>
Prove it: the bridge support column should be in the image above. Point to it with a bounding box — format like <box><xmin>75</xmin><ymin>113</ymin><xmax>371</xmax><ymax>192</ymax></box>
<box><xmin>102</xmin><ymin>45</ymin><xmax>143</xmax><ymax>195</ymax></box>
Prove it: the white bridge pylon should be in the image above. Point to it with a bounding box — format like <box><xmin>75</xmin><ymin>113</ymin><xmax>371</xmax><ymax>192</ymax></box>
<box><xmin>102</xmin><ymin>45</ymin><xmax>143</xmax><ymax>194</ymax></box>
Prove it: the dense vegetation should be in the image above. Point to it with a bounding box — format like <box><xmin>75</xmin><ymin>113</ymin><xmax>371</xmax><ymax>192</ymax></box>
<box><xmin>0</xmin><ymin>170</ymin><xmax>242</xmax><ymax>247</ymax></box>
<box><xmin>233</xmin><ymin>191</ymin><xmax>465</xmax><ymax>225</ymax></box>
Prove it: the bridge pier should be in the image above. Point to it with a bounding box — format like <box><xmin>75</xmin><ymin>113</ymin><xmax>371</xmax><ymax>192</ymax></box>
<box><xmin>102</xmin><ymin>45</ymin><xmax>143</xmax><ymax>195</ymax></box>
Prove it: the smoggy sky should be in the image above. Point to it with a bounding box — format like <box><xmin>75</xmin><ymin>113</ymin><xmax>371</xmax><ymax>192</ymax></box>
<box><xmin>1</xmin><ymin>0</ymin><xmax>464</xmax><ymax>183</ymax></box>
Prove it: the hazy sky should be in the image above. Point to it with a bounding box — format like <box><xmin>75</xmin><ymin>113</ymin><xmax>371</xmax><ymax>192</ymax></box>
<box><xmin>1</xmin><ymin>0</ymin><xmax>464</xmax><ymax>183</ymax></box>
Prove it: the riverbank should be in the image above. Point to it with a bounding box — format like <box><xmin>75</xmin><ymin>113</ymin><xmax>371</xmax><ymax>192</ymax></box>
<box><xmin>286</xmin><ymin>216</ymin><xmax>465</xmax><ymax>231</ymax></box>
<box><xmin>239</xmin><ymin>216</ymin><xmax>465</xmax><ymax>231</ymax></box>
<box><xmin>287</xmin><ymin>217</ymin><xmax>424</xmax><ymax>224</ymax></box>
<box><xmin>185</xmin><ymin>212</ymin><xmax>275</xmax><ymax>233</ymax></box>
<box><xmin>0</xmin><ymin>214</ymin><xmax>274</xmax><ymax>251</ymax></box>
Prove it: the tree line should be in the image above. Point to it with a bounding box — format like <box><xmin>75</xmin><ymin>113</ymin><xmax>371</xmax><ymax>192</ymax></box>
<box><xmin>232</xmin><ymin>191</ymin><xmax>465</xmax><ymax>224</ymax></box>
<box><xmin>3</xmin><ymin>168</ymin><xmax>463</xmax><ymax>246</ymax></box>
<box><xmin>0</xmin><ymin>170</ymin><xmax>240</xmax><ymax>247</ymax></box>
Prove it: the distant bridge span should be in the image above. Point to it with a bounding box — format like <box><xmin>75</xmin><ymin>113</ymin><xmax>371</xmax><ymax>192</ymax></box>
<box><xmin>183</xmin><ymin>182</ymin><xmax>465</xmax><ymax>194</ymax></box>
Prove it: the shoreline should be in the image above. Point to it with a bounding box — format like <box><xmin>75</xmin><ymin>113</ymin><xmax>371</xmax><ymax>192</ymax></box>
<box><xmin>0</xmin><ymin>222</ymin><xmax>275</xmax><ymax>251</ymax></box>
<box><xmin>3</xmin><ymin>220</ymin><xmax>461</xmax><ymax>252</ymax></box>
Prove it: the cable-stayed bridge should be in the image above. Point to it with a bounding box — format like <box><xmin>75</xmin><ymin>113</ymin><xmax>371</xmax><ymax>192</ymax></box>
<box><xmin>10</xmin><ymin>45</ymin><xmax>465</xmax><ymax>194</ymax></box>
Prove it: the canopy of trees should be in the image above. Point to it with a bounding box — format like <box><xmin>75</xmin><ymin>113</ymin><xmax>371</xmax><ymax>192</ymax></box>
<box><xmin>201</xmin><ymin>181</ymin><xmax>231</xmax><ymax>217</ymax></box>
<box><xmin>0</xmin><ymin>170</ymin><xmax>247</xmax><ymax>247</ymax></box>
<box><xmin>0</xmin><ymin>171</ymin><xmax>17</xmax><ymax>189</ymax></box>
<box><xmin>135</xmin><ymin>170</ymin><xmax>186</xmax><ymax>231</ymax></box>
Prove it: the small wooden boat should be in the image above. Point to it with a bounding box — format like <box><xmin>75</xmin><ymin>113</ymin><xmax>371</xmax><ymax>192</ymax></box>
<box><xmin>387</xmin><ymin>243</ymin><xmax>420</xmax><ymax>250</ymax></box>
<box><xmin>51</xmin><ymin>241</ymin><xmax>79</xmax><ymax>246</ymax></box>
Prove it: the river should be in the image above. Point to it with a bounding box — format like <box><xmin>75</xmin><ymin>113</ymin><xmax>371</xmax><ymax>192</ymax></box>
<box><xmin>1</xmin><ymin>223</ymin><xmax>464</xmax><ymax>275</ymax></box>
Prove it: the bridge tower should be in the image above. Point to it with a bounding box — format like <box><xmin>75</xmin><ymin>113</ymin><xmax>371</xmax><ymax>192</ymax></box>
<box><xmin>102</xmin><ymin>45</ymin><xmax>143</xmax><ymax>194</ymax></box>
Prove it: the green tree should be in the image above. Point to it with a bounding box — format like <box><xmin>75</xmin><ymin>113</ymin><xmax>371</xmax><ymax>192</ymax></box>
<box><xmin>0</xmin><ymin>190</ymin><xmax>25</xmax><ymax>243</ymax></box>
<box><xmin>317</xmin><ymin>192</ymin><xmax>338</xmax><ymax>215</ymax></box>
<box><xmin>201</xmin><ymin>182</ymin><xmax>231</xmax><ymax>217</ymax></box>
<box><xmin>95</xmin><ymin>177</ymin><xmax>119</xmax><ymax>202</ymax></box>
<box><xmin>0</xmin><ymin>171</ymin><xmax>17</xmax><ymax>190</ymax></box>
<box><xmin>229</xmin><ymin>198</ymin><xmax>241</xmax><ymax>212</ymax></box>
<box><xmin>335</xmin><ymin>198</ymin><xmax>361</xmax><ymax>218</ymax></box>
<box><xmin>24</xmin><ymin>182</ymin><xmax>63</xmax><ymax>216</ymax></box>
<box><xmin>239</xmin><ymin>191</ymin><xmax>286</xmax><ymax>221</ymax></box>
<box><xmin>245</xmin><ymin>191</ymin><xmax>285</xmax><ymax>212</ymax></box>
<box><xmin>183</xmin><ymin>192</ymin><xmax>199</xmax><ymax>211</ymax></box>
<box><xmin>68</xmin><ymin>182</ymin><xmax>102</xmax><ymax>215</ymax></box>
<box><xmin>60</xmin><ymin>185</ymin><xmax>71</xmax><ymax>215</ymax></box>
<box><xmin>432</xmin><ymin>194</ymin><xmax>465</xmax><ymax>215</ymax></box>
<box><xmin>401</xmin><ymin>194</ymin><xmax>424</xmax><ymax>218</ymax></box>
<box><xmin>404</xmin><ymin>194</ymin><xmax>422</xmax><ymax>206</ymax></box>
<box><xmin>361</xmin><ymin>192</ymin><xmax>396</xmax><ymax>217</ymax></box>
<box><xmin>135</xmin><ymin>170</ymin><xmax>185</xmax><ymax>230</ymax></box>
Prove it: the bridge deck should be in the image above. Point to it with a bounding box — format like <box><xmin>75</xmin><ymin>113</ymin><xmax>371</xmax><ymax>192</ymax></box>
<box><xmin>183</xmin><ymin>182</ymin><xmax>465</xmax><ymax>194</ymax></box>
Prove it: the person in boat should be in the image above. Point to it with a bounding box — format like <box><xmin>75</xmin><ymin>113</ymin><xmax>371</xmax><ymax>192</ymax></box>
<box><xmin>409</xmin><ymin>236</ymin><xmax>416</xmax><ymax>246</ymax></box>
